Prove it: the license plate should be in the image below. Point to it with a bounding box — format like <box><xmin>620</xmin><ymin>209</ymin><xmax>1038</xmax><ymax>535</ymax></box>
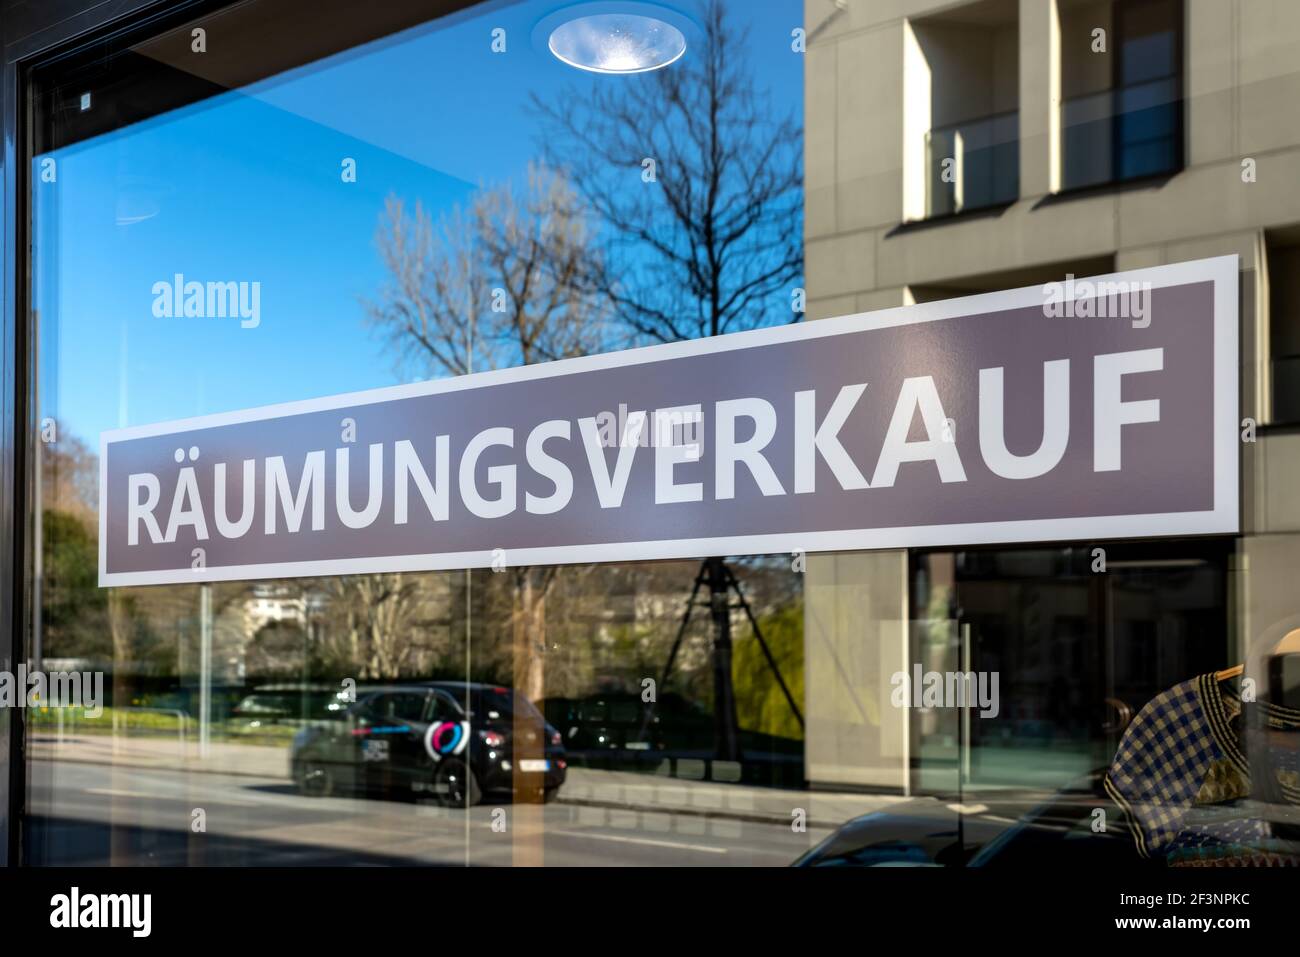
<box><xmin>519</xmin><ymin>759</ymin><xmax>550</xmax><ymax>772</ymax></box>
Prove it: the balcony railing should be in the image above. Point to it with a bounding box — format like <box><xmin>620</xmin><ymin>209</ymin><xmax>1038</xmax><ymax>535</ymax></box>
<box><xmin>924</xmin><ymin>110</ymin><xmax>1019</xmax><ymax>218</ymax></box>
<box><xmin>1060</xmin><ymin>77</ymin><xmax>1181</xmax><ymax>191</ymax></box>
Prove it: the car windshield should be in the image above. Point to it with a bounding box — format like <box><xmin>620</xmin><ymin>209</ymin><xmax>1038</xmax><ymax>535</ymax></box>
<box><xmin>236</xmin><ymin>695</ymin><xmax>290</xmax><ymax>715</ymax></box>
<box><xmin>237</xmin><ymin>692</ymin><xmax>340</xmax><ymax>720</ymax></box>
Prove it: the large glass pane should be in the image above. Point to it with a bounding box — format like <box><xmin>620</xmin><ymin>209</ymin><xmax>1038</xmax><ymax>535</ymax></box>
<box><xmin>27</xmin><ymin>0</ymin><xmax>813</xmax><ymax>868</ymax></box>
<box><xmin>19</xmin><ymin>0</ymin><xmax>1300</xmax><ymax>888</ymax></box>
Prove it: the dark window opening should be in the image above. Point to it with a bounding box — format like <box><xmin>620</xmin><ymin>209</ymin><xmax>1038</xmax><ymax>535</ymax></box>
<box><xmin>1060</xmin><ymin>0</ymin><xmax>1184</xmax><ymax>190</ymax></box>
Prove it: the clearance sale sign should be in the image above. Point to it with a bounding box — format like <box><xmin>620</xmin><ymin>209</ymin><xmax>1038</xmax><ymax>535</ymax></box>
<box><xmin>99</xmin><ymin>257</ymin><xmax>1238</xmax><ymax>586</ymax></box>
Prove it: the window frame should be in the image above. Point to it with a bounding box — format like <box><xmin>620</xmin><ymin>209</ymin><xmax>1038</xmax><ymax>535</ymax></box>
<box><xmin>1057</xmin><ymin>0</ymin><xmax>1186</xmax><ymax>194</ymax></box>
<box><xmin>1108</xmin><ymin>0</ymin><xmax>1185</xmax><ymax>184</ymax></box>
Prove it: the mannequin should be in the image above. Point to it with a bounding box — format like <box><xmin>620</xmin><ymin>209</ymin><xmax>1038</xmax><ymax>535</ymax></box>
<box><xmin>1243</xmin><ymin>626</ymin><xmax>1300</xmax><ymax>843</ymax></box>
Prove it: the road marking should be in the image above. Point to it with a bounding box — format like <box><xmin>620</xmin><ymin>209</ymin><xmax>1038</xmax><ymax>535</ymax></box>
<box><xmin>85</xmin><ymin>788</ymin><xmax>162</xmax><ymax>798</ymax></box>
<box><xmin>549</xmin><ymin>828</ymin><xmax>728</xmax><ymax>854</ymax></box>
<box><xmin>85</xmin><ymin>788</ymin><xmax>260</xmax><ymax>807</ymax></box>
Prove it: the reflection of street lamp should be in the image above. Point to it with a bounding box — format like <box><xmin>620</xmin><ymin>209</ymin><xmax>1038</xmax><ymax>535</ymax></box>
<box><xmin>114</xmin><ymin>175</ymin><xmax>162</xmax><ymax>226</ymax></box>
<box><xmin>548</xmin><ymin>10</ymin><xmax>686</xmax><ymax>74</ymax></box>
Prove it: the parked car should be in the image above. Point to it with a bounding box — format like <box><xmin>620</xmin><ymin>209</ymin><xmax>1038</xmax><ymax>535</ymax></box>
<box><xmin>542</xmin><ymin>691</ymin><xmax>714</xmax><ymax>754</ymax></box>
<box><xmin>793</xmin><ymin>770</ymin><xmax>1149</xmax><ymax>867</ymax></box>
<box><xmin>290</xmin><ymin>682</ymin><xmax>566</xmax><ymax>806</ymax></box>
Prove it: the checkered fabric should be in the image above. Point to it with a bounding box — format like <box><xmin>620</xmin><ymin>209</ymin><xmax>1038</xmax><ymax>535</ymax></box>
<box><xmin>1245</xmin><ymin>697</ymin><xmax>1300</xmax><ymax>807</ymax></box>
<box><xmin>1166</xmin><ymin>814</ymin><xmax>1268</xmax><ymax>856</ymax></box>
<box><xmin>1166</xmin><ymin>841</ymin><xmax>1300</xmax><ymax>867</ymax></box>
<box><xmin>1104</xmin><ymin>673</ymin><xmax>1247</xmax><ymax>860</ymax></box>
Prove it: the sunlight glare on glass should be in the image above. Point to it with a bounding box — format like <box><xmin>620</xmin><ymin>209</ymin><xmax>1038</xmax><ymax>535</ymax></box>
<box><xmin>548</xmin><ymin>13</ymin><xmax>686</xmax><ymax>74</ymax></box>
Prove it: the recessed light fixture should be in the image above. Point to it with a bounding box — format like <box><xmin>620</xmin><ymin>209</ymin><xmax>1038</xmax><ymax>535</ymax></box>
<box><xmin>548</xmin><ymin>11</ymin><xmax>686</xmax><ymax>74</ymax></box>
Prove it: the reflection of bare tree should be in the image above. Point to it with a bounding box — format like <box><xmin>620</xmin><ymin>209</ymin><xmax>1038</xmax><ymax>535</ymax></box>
<box><xmin>244</xmin><ymin>620</ymin><xmax>306</xmax><ymax>679</ymax></box>
<box><xmin>367</xmin><ymin>162</ymin><xmax>606</xmax><ymax>376</ymax></box>
<box><xmin>41</xmin><ymin>432</ymin><xmax>110</xmax><ymax>662</ymax></box>
<box><xmin>41</xmin><ymin>428</ymin><xmax>98</xmax><ymax>523</ymax></box>
<box><xmin>533</xmin><ymin>0</ymin><xmax>804</xmax><ymax>745</ymax></box>
<box><xmin>534</xmin><ymin>0</ymin><xmax>803</xmax><ymax>343</ymax></box>
<box><xmin>318</xmin><ymin>573</ymin><xmax>447</xmax><ymax>679</ymax></box>
<box><xmin>365</xmin><ymin>164</ymin><xmax>605</xmax><ymax>699</ymax></box>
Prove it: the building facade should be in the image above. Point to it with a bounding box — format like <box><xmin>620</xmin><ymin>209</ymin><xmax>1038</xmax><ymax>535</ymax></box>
<box><xmin>803</xmin><ymin>0</ymin><xmax>1300</xmax><ymax>801</ymax></box>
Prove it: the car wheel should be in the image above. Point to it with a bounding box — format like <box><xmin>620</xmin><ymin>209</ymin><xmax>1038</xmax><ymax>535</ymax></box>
<box><xmin>543</xmin><ymin>787</ymin><xmax>561</xmax><ymax>804</ymax></box>
<box><xmin>299</xmin><ymin>761</ymin><xmax>335</xmax><ymax>798</ymax></box>
<box><xmin>432</xmin><ymin>759</ymin><xmax>482</xmax><ymax>808</ymax></box>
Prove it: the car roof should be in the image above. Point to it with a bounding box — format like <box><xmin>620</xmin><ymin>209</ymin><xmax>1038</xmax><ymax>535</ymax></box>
<box><xmin>796</xmin><ymin>770</ymin><xmax>1115</xmax><ymax>866</ymax></box>
<box><xmin>354</xmin><ymin>681</ymin><xmax>511</xmax><ymax>695</ymax></box>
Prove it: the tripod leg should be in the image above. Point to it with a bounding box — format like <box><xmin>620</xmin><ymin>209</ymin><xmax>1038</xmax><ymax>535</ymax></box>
<box><xmin>635</xmin><ymin>564</ymin><xmax>706</xmax><ymax>745</ymax></box>
<box><xmin>726</xmin><ymin>565</ymin><xmax>805</xmax><ymax>729</ymax></box>
<box><xmin>661</xmin><ymin>567</ymin><xmax>705</xmax><ymax>690</ymax></box>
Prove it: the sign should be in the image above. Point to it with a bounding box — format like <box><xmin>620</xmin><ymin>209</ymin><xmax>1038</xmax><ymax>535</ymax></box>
<box><xmin>99</xmin><ymin>256</ymin><xmax>1239</xmax><ymax>586</ymax></box>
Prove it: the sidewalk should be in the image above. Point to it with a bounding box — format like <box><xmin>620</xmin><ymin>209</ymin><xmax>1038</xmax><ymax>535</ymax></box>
<box><xmin>28</xmin><ymin>733</ymin><xmax>905</xmax><ymax>829</ymax></box>
<box><xmin>29</xmin><ymin>731</ymin><xmax>286</xmax><ymax>778</ymax></box>
<box><xmin>558</xmin><ymin>765</ymin><xmax>906</xmax><ymax>828</ymax></box>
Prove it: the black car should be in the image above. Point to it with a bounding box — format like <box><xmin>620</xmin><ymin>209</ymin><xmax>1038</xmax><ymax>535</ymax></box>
<box><xmin>541</xmin><ymin>691</ymin><xmax>719</xmax><ymax>755</ymax></box>
<box><xmin>290</xmin><ymin>681</ymin><xmax>566</xmax><ymax>806</ymax></box>
<box><xmin>793</xmin><ymin>770</ymin><xmax>1151</xmax><ymax>867</ymax></box>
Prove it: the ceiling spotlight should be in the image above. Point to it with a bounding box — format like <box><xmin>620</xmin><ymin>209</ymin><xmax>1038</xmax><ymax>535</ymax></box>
<box><xmin>548</xmin><ymin>12</ymin><xmax>686</xmax><ymax>74</ymax></box>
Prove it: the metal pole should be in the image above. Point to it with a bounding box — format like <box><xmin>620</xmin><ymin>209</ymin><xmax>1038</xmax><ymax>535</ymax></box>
<box><xmin>706</xmin><ymin>558</ymin><xmax>741</xmax><ymax>763</ymax></box>
<box><xmin>465</xmin><ymin>262</ymin><xmax>475</xmax><ymax>860</ymax></box>
<box><xmin>32</xmin><ymin>317</ymin><xmax>42</xmax><ymax>673</ymax></box>
<box><xmin>960</xmin><ymin>621</ymin><xmax>971</xmax><ymax>784</ymax></box>
<box><xmin>199</xmin><ymin>583</ymin><xmax>212</xmax><ymax>759</ymax></box>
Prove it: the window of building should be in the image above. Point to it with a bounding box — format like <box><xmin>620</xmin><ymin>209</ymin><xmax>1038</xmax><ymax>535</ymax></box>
<box><xmin>1269</xmin><ymin>236</ymin><xmax>1300</xmax><ymax>424</ymax></box>
<box><xmin>1059</xmin><ymin>0</ymin><xmax>1184</xmax><ymax>190</ymax></box>
<box><xmin>903</xmin><ymin>0</ymin><xmax>1020</xmax><ymax>219</ymax></box>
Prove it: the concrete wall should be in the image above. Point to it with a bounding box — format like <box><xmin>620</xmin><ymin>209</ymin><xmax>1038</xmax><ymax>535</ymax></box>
<box><xmin>804</xmin><ymin>551</ymin><xmax>911</xmax><ymax>791</ymax></box>
<box><xmin>805</xmin><ymin>0</ymin><xmax>1300</xmax><ymax>307</ymax></box>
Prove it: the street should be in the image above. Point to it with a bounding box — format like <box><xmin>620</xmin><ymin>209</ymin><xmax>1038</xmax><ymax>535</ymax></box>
<box><xmin>25</xmin><ymin>758</ymin><xmax>838</xmax><ymax>866</ymax></box>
